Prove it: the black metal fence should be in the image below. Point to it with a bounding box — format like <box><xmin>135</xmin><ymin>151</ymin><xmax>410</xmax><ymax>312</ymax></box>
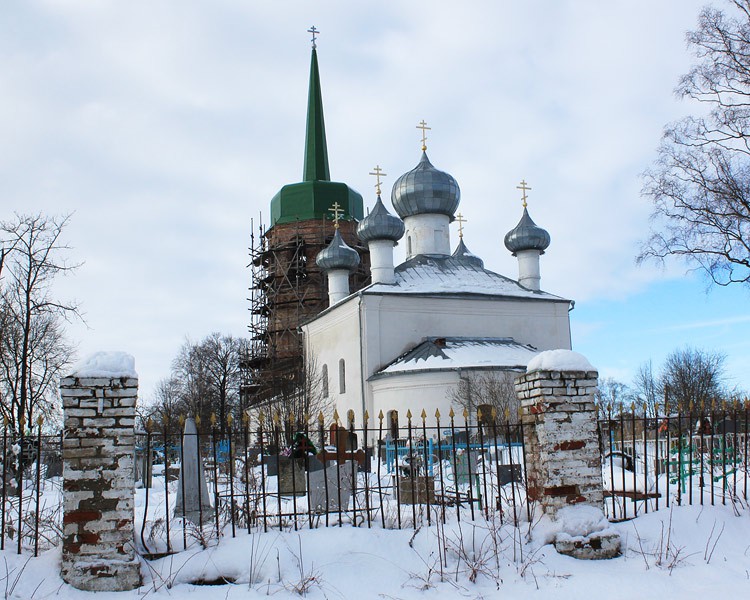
<box><xmin>2</xmin><ymin>406</ymin><xmax>748</xmax><ymax>557</ymax></box>
<box><xmin>0</xmin><ymin>423</ymin><xmax>63</xmax><ymax>557</ymax></box>
<box><xmin>135</xmin><ymin>411</ymin><xmax>528</xmax><ymax>556</ymax></box>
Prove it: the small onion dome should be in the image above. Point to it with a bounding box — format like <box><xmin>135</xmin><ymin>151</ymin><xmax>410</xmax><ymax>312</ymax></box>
<box><xmin>357</xmin><ymin>196</ymin><xmax>405</xmax><ymax>243</ymax></box>
<box><xmin>316</xmin><ymin>229</ymin><xmax>361</xmax><ymax>272</ymax></box>
<box><xmin>504</xmin><ymin>207</ymin><xmax>551</xmax><ymax>255</ymax></box>
<box><xmin>451</xmin><ymin>239</ymin><xmax>484</xmax><ymax>268</ymax></box>
<box><xmin>391</xmin><ymin>152</ymin><xmax>460</xmax><ymax>219</ymax></box>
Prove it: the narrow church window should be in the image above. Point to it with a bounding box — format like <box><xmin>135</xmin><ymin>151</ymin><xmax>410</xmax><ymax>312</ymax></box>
<box><xmin>407</xmin><ymin>236</ymin><xmax>412</xmax><ymax>256</ymax></box>
<box><xmin>338</xmin><ymin>359</ymin><xmax>346</xmax><ymax>393</ymax></box>
<box><xmin>388</xmin><ymin>410</ymin><xmax>399</xmax><ymax>439</ymax></box>
<box><xmin>321</xmin><ymin>364</ymin><xmax>329</xmax><ymax>397</ymax></box>
<box><xmin>434</xmin><ymin>229</ymin><xmax>441</xmax><ymax>249</ymax></box>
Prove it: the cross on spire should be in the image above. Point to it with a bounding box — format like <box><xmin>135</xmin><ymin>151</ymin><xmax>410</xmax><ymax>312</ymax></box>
<box><xmin>329</xmin><ymin>202</ymin><xmax>344</xmax><ymax>229</ymax></box>
<box><xmin>416</xmin><ymin>119</ymin><xmax>431</xmax><ymax>152</ymax></box>
<box><xmin>516</xmin><ymin>179</ymin><xmax>532</xmax><ymax>208</ymax></box>
<box><xmin>307</xmin><ymin>25</ymin><xmax>319</xmax><ymax>49</ymax></box>
<box><xmin>455</xmin><ymin>212</ymin><xmax>467</xmax><ymax>239</ymax></box>
<box><xmin>369</xmin><ymin>165</ymin><xmax>387</xmax><ymax>196</ymax></box>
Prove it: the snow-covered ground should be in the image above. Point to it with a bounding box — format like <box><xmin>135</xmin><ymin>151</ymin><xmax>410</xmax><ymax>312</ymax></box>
<box><xmin>2</xmin><ymin>498</ymin><xmax>749</xmax><ymax>599</ymax></box>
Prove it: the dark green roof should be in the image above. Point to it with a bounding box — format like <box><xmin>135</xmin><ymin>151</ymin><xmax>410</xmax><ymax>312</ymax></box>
<box><xmin>269</xmin><ymin>48</ymin><xmax>363</xmax><ymax>226</ymax></box>
<box><xmin>271</xmin><ymin>181</ymin><xmax>363</xmax><ymax>225</ymax></box>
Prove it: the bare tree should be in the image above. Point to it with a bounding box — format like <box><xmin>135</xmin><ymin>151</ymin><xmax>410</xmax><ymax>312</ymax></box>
<box><xmin>149</xmin><ymin>333</ymin><xmax>247</xmax><ymax>436</ymax></box>
<box><xmin>447</xmin><ymin>371</ymin><xmax>521</xmax><ymax>424</ymax></box>
<box><xmin>660</xmin><ymin>346</ymin><xmax>728</xmax><ymax>412</ymax></box>
<box><xmin>594</xmin><ymin>377</ymin><xmax>631</xmax><ymax>416</ymax></box>
<box><xmin>633</xmin><ymin>360</ymin><xmax>661</xmax><ymax>417</ymax></box>
<box><xmin>0</xmin><ymin>214</ymin><xmax>80</xmax><ymax>435</ymax></box>
<box><xmin>639</xmin><ymin>1</ymin><xmax>750</xmax><ymax>286</ymax></box>
<box><xmin>250</xmin><ymin>354</ymin><xmax>332</xmax><ymax>447</ymax></box>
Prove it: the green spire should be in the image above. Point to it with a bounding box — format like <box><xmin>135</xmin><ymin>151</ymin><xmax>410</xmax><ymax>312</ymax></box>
<box><xmin>268</xmin><ymin>42</ymin><xmax>364</xmax><ymax>227</ymax></box>
<box><xmin>303</xmin><ymin>48</ymin><xmax>330</xmax><ymax>182</ymax></box>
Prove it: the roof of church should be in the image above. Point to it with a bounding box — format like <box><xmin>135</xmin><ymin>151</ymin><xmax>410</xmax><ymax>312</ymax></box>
<box><xmin>371</xmin><ymin>337</ymin><xmax>538</xmax><ymax>379</ymax></box>
<box><xmin>269</xmin><ymin>48</ymin><xmax>364</xmax><ymax>226</ymax></box>
<box><xmin>364</xmin><ymin>253</ymin><xmax>567</xmax><ymax>301</ymax></box>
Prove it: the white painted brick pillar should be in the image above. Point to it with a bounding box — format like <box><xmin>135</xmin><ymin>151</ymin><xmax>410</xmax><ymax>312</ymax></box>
<box><xmin>60</xmin><ymin>352</ymin><xmax>141</xmax><ymax>591</ymax></box>
<box><xmin>515</xmin><ymin>363</ymin><xmax>603</xmax><ymax>519</ymax></box>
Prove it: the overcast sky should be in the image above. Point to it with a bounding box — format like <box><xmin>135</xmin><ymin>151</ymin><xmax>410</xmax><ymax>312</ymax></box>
<box><xmin>3</xmin><ymin>0</ymin><xmax>749</xmax><ymax>401</ymax></box>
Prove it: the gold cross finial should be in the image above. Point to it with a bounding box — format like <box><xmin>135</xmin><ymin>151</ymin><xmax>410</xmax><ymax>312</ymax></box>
<box><xmin>307</xmin><ymin>26</ymin><xmax>319</xmax><ymax>49</ymax></box>
<box><xmin>329</xmin><ymin>202</ymin><xmax>344</xmax><ymax>229</ymax></box>
<box><xmin>416</xmin><ymin>120</ymin><xmax>431</xmax><ymax>152</ymax></box>
<box><xmin>517</xmin><ymin>180</ymin><xmax>531</xmax><ymax>208</ymax></box>
<box><xmin>369</xmin><ymin>165</ymin><xmax>387</xmax><ymax>197</ymax></box>
<box><xmin>455</xmin><ymin>212</ymin><xmax>467</xmax><ymax>239</ymax></box>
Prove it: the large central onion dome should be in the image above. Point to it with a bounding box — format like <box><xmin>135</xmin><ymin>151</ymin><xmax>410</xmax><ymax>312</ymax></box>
<box><xmin>504</xmin><ymin>208</ymin><xmax>551</xmax><ymax>255</ymax></box>
<box><xmin>357</xmin><ymin>196</ymin><xmax>405</xmax><ymax>243</ymax></box>
<box><xmin>316</xmin><ymin>229</ymin><xmax>361</xmax><ymax>271</ymax></box>
<box><xmin>391</xmin><ymin>152</ymin><xmax>460</xmax><ymax>219</ymax></box>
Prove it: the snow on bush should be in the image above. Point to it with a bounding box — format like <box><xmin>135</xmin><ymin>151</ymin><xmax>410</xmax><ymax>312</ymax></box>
<box><xmin>526</xmin><ymin>349</ymin><xmax>596</xmax><ymax>373</ymax></box>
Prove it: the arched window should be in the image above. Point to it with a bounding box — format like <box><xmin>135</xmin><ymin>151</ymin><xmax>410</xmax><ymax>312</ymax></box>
<box><xmin>321</xmin><ymin>364</ymin><xmax>329</xmax><ymax>397</ymax></box>
<box><xmin>387</xmin><ymin>410</ymin><xmax>399</xmax><ymax>439</ymax></box>
<box><xmin>477</xmin><ymin>404</ymin><xmax>495</xmax><ymax>428</ymax></box>
<box><xmin>338</xmin><ymin>358</ymin><xmax>346</xmax><ymax>394</ymax></box>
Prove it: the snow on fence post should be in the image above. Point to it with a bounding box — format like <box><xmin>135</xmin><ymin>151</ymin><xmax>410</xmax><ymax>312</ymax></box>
<box><xmin>60</xmin><ymin>352</ymin><xmax>142</xmax><ymax>591</ymax></box>
<box><xmin>516</xmin><ymin>349</ymin><xmax>620</xmax><ymax>559</ymax></box>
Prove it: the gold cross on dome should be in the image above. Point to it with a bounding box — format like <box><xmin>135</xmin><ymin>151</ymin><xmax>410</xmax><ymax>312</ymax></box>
<box><xmin>416</xmin><ymin>120</ymin><xmax>431</xmax><ymax>151</ymax></box>
<box><xmin>369</xmin><ymin>165</ymin><xmax>387</xmax><ymax>196</ymax></box>
<box><xmin>329</xmin><ymin>202</ymin><xmax>344</xmax><ymax>229</ymax></box>
<box><xmin>516</xmin><ymin>179</ymin><xmax>532</xmax><ymax>208</ymax></box>
<box><xmin>455</xmin><ymin>212</ymin><xmax>467</xmax><ymax>239</ymax></box>
<box><xmin>307</xmin><ymin>26</ymin><xmax>319</xmax><ymax>49</ymax></box>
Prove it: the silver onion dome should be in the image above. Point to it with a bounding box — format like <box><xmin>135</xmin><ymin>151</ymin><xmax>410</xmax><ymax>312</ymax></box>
<box><xmin>357</xmin><ymin>196</ymin><xmax>405</xmax><ymax>243</ymax></box>
<box><xmin>391</xmin><ymin>152</ymin><xmax>460</xmax><ymax>219</ymax></box>
<box><xmin>451</xmin><ymin>239</ymin><xmax>484</xmax><ymax>268</ymax></box>
<box><xmin>504</xmin><ymin>208</ymin><xmax>551</xmax><ymax>255</ymax></box>
<box><xmin>316</xmin><ymin>229</ymin><xmax>361</xmax><ymax>271</ymax></box>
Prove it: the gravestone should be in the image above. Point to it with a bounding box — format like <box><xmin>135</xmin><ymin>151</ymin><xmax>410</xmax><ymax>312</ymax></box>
<box><xmin>309</xmin><ymin>460</ymin><xmax>354</xmax><ymax>512</ymax></box>
<box><xmin>454</xmin><ymin>449</ymin><xmax>478</xmax><ymax>486</ymax></box>
<box><xmin>277</xmin><ymin>457</ymin><xmax>306</xmax><ymax>496</ymax></box>
<box><xmin>174</xmin><ymin>417</ymin><xmax>213</xmax><ymax>524</ymax></box>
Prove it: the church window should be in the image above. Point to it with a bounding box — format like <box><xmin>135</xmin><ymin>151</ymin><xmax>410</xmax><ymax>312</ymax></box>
<box><xmin>321</xmin><ymin>364</ymin><xmax>329</xmax><ymax>397</ymax></box>
<box><xmin>338</xmin><ymin>359</ymin><xmax>346</xmax><ymax>393</ymax></box>
<box><xmin>407</xmin><ymin>236</ymin><xmax>412</xmax><ymax>256</ymax></box>
<box><xmin>477</xmin><ymin>404</ymin><xmax>495</xmax><ymax>429</ymax></box>
<box><xmin>434</xmin><ymin>229</ymin><xmax>441</xmax><ymax>248</ymax></box>
<box><xmin>387</xmin><ymin>410</ymin><xmax>399</xmax><ymax>439</ymax></box>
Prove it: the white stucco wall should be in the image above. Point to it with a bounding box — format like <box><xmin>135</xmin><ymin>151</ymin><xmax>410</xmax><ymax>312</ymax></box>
<box><xmin>303</xmin><ymin>290</ymin><xmax>572</xmax><ymax>426</ymax></box>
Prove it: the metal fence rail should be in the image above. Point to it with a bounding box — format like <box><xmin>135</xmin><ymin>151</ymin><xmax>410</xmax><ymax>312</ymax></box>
<box><xmin>2</xmin><ymin>406</ymin><xmax>748</xmax><ymax>557</ymax></box>
<box><xmin>135</xmin><ymin>411</ymin><xmax>529</xmax><ymax>556</ymax></box>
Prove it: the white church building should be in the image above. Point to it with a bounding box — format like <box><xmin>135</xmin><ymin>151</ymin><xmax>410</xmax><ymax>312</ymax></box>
<box><xmin>303</xmin><ymin>145</ymin><xmax>573</xmax><ymax>425</ymax></box>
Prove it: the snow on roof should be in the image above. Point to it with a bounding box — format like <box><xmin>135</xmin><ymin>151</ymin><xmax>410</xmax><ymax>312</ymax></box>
<box><xmin>526</xmin><ymin>349</ymin><xmax>595</xmax><ymax>373</ymax></box>
<box><xmin>373</xmin><ymin>337</ymin><xmax>538</xmax><ymax>378</ymax></box>
<box><xmin>70</xmin><ymin>351</ymin><xmax>137</xmax><ymax>378</ymax></box>
<box><xmin>365</xmin><ymin>254</ymin><xmax>567</xmax><ymax>300</ymax></box>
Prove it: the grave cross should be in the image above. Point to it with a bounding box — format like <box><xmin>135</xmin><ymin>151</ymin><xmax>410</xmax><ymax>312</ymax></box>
<box><xmin>517</xmin><ymin>179</ymin><xmax>531</xmax><ymax>208</ymax></box>
<box><xmin>369</xmin><ymin>165</ymin><xmax>387</xmax><ymax>196</ymax></box>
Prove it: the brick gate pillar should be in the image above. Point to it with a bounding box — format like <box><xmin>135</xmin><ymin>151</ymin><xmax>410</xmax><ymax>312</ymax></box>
<box><xmin>515</xmin><ymin>350</ymin><xmax>603</xmax><ymax>517</ymax></box>
<box><xmin>60</xmin><ymin>352</ymin><xmax>141</xmax><ymax>591</ymax></box>
<box><xmin>515</xmin><ymin>350</ymin><xmax>620</xmax><ymax>559</ymax></box>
